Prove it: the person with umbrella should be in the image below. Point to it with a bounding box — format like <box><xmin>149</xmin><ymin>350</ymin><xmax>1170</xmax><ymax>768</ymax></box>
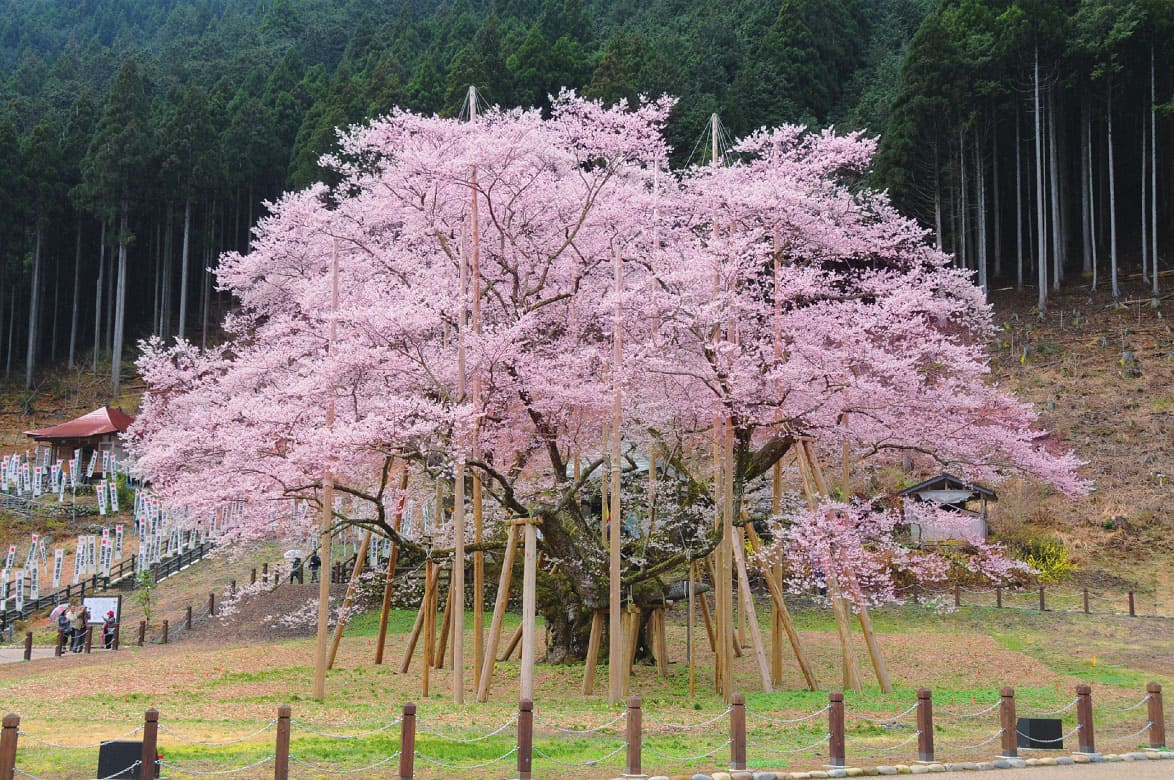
<box><xmin>285</xmin><ymin>549</ymin><xmax>304</xmax><ymax>584</ymax></box>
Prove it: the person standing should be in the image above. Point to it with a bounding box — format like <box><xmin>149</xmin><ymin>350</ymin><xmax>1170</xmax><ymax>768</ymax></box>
<box><xmin>307</xmin><ymin>551</ymin><xmax>321</xmax><ymax>583</ymax></box>
<box><xmin>102</xmin><ymin>609</ymin><xmax>117</xmax><ymax>649</ymax></box>
<box><xmin>289</xmin><ymin>556</ymin><xmax>303</xmax><ymax>584</ymax></box>
<box><xmin>58</xmin><ymin>605</ymin><xmax>74</xmax><ymax>652</ymax></box>
<box><xmin>70</xmin><ymin>605</ymin><xmax>88</xmax><ymax>652</ymax></box>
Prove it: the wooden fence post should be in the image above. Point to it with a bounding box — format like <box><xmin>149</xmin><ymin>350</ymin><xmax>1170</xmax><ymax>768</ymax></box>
<box><xmin>208</xmin><ymin>592</ymin><xmax>215</xmax><ymax>617</ymax></box>
<box><xmin>917</xmin><ymin>688</ymin><xmax>934</xmax><ymax>762</ymax></box>
<box><xmin>517</xmin><ymin>699</ymin><xmax>533</xmax><ymax>780</ymax></box>
<box><xmin>141</xmin><ymin>709</ymin><xmax>159</xmax><ymax>780</ymax></box>
<box><xmin>398</xmin><ymin>703</ymin><xmax>416</xmax><ymax>780</ymax></box>
<box><xmin>953</xmin><ymin>584</ymin><xmax>961</xmax><ymax>608</ymax></box>
<box><xmin>1075</xmin><ymin>684</ymin><xmax>1095</xmax><ymax>754</ymax></box>
<box><xmin>625</xmin><ymin>695</ymin><xmax>643</xmax><ymax>778</ymax></box>
<box><xmin>730</xmin><ymin>692</ymin><xmax>747</xmax><ymax>771</ymax></box>
<box><xmin>186</xmin><ymin>606</ymin><xmax>193</xmax><ymax>631</ymax></box>
<box><xmin>55</xmin><ymin>628</ymin><xmax>64</xmax><ymax>656</ymax></box>
<box><xmin>912</xmin><ymin>582</ymin><xmax>920</xmax><ymax>604</ymax></box>
<box><xmin>1000</xmin><ymin>687</ymin><xmax>1017</xmax><ymax>757</ymax></box>
<box><xmin>84</xmin><ymin>626</ymin><xmax>93</xmax><ymax>654</ymax></box>
<box><xmin>829</xmin><ymin>691</ymin><xmax>845</xmax><ymax>767</ymax></box>
<box><xmin>230</xmin><ymin>580</ymin><xmax>236</xmax><ymax>595</ymax></box>
<box><xmin>161</xmin><ymin>620</ymin><xmax>169</xmax><ymax>645</ymax></box>
<box><xmin>138</xmin><ymin>620</ymin><xmax>146</xmax><ymax>646</ymax></box>
<box><xmin>996</xmin><ymin>587</ymin><xmax>1002</xmax><ymax>609</ymax></box>
<box><xmin>1083</xmin><ymin>589</ymin><xmax>1090</xmax><ymax>614</ymax></box>
<box><xmin>1128</xmin><ymin>591</ymin><xmax>1135</xmax><ymax>617</ymax></box>
<box><xmin>22</xmin><ymin>632</ymin><xmax>31</xmax><ymax>662</ymax></box>
<box><xmin>274</xmin><ymin>705</ymin><xmax>290</xmax><ymax>780</ymax></box>
<box><xmin>0</xmin><ymin>713</ymin><xmax>19</xmax><ymax>780</ymax></box>
<box><xmin>251</xmin><ymin>568</ymin><xmax>257</xmax><ymax>585</ymax></box>
<box><xmin>113</xmin><ymin>623</ymin><xmax>120</xmax><ymax>651</ymax></box>
<box><xmin>1039</xmin><ymin>586</ymin><xmax>1046</xmax><ymax>612</ymax></box>
<box><xmin>1147</xmin><ymin>683</ymin><xmax>1164</xmax><ymax>749</ymax></box>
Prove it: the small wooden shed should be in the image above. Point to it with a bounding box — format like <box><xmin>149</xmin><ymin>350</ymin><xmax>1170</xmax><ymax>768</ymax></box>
<box><xmin>24</xmin><ymin>406</ymin><xmax>135</xmax><ymax>465</ymax></box>
<box><xmin>899</xmin><ymin>472</ymin><xmax>997</xmax><ymax>544</ymax></box>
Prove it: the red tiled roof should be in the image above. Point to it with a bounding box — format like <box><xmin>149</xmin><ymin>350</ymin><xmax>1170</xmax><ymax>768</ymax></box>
<box><xmin>24</xmin><ymin>406</ymin><xmax>135</xmax><ymax>440</ymax></box>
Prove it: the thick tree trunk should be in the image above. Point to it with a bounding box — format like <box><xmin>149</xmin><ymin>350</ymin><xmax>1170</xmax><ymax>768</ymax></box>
<box><xmin>51</xmin><ymin>249</ymin><xmax>59</xmax><ymax>363</ymax></box>
<box><xmin>1034</xmin><ymin>50</ymin><xmax>1047</xmax><ymax>312</ymax></box>
<box><xmin>69</xmin><ymin>217</ymin><xmax>81</xmax><ymax>369</ymax></box>
<box><xmin>7</xmin><ymin>286</ymin><xmax>16</xmax><ymax>378</ymax></box>
<box><xmin>934</xmin><ymin>145</ymin><xmax>943</xmax><ymax>251</ymax></box>
<box><xmin>1141</xmin><ymin>111</ymin><xmax>1149</xmax><ymax>284</ymax></box>
<box><xmin>24</xmin><ymin>227</ymin><xmax>42</xmax><ymax>389</ymax></box>
<box><xmin>1107</xmin><ymin>85</ymin><xmax>1119</xmax><ymax>299</ymax></box>
<box><xmin>959</xmin><ymin>132</ymin><xmax>968</xmax><ymax>270</ymax></box>
<box><xmin>153</xmin><ymin>220</ymin><xmax>162</xmax><ymax>335</ymax></box>
<box><xmin>992</xmin><ymin>113</ymin><xmax>1001</xmax><ymax>279</ymax></box>
<box><xmin>179</xmin><ymin>198</ymin><xmax>192</xmax><ymax>341</ymax></box>
<box><xmin>163</xmin><ymin>203</ymin><xmax>174</xmax><ymax>339</ymax></box>
<box><xmin>105</xmin><ymin>220</ymin><xmax>114</xmax><ymax>355</ymax></box>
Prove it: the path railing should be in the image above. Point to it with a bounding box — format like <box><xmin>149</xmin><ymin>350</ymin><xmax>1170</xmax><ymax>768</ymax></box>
<box><xmin>0</xmin><ymin>683</ymin><xmax>1166</xmax><ymax>779</ymax></box>
<box><xmin>900</xmin><ymin>583</ymin><xmax>1169</xmax><ymax>618</ymax></box>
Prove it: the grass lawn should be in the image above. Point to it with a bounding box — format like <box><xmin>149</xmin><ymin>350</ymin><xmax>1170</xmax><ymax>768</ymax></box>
<box><xmin>1</xmin><ymin>595</ymin><xmax>1168</xmax><ymax>779</ymax></box>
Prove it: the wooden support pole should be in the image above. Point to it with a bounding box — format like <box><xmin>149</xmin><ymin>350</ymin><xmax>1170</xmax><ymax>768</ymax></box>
<box><xmin>398</xmin><ymin>703</ymin><xmax>416</xmax><ymax>780</ymax></box>
<box><xmin>688</xmin><ymin>564</ymin><xmax>696</xmax><ymax>697</ymax></box>
<box><xmin>1129</xmin><ymin>591</ymin><xmax>1136</xmax><ymax>616</ymax></box>
<box><xmin>1000</xmin><ymin>687</ymin><xmax>1018</xmax><ymax>757</ymax></box>
<box><xmin>138</xmin><ymin>620</ymin><xmax>146</xmax><ymax>646</ymax></box>
<box><xmin>1075</xmin><ymin>683</ymin><xmax>1095</xmax><ymax>754</ymax></box>
<box><xmin>745</xmin><ymin>525</ymin><xmax>818</xmax><ymax>690</ymax></box>
<box><xmin>22</xmin><ymin>632</ymin><xmax>31</xmax><ymax>662</ymax></box>
<box><xmin>476</xmin><ymin>522</ymin><xmax>518</xmax><ymax>702</ymax></box>
<box><xmin>399</xmin><ymin>564</ymin><xmax>439</xmax><ymax>675</ymax></box>
<box><xmin>731</xmin><ymin>526</ymin><xmax>772</xmax><ymax>691</ymax></box>
<box><xmin>1083</xmin><ymin>588</ymin><xmax>1090</xmax><ymax>614</ymax></box>
<box><xmin>274</xmin><ymin>705</ymin><xmax>291</xmax><ymax>780</ymax></box>
<box><xmin>653</xmin><ymin>609</ymin><xmax>669</xmax><ymax>678</ymax></box>
<box><xmin>828</xmin><ymin>692</ymin><xmax>846</xmax><ymax>767</ymax></box>
<box><xmin>434</xmin><ymin>582</ymin><xmax>454</xmax><ymax>670</ymax></box>
<box><xmin>1039</xmin><ymin>585</ymin><xmax>1046</xmax><ymax>612</ymax></box>
<box><xmin>770</xmin><ymin>459</ymin><xmax>784</xmax><ymax>685</ymax></box>
<box><xmin>517</xmin><ymin>699</ymin><xmax>534</xmax><ymax>780</ymax></box>
<box><xmin>996</xmin><ymin>587</ymin><xmax>1002</xmax><ymax>608</ymax></box>
<box><xmin>582</xmin><ymin>610</ymin><xmax>604</xmax><ymax>695</ymax></box>
<box><xmin>452</xmin><ymin>460</ymin><xmax>466</xmax><ymax>702</ymax></box>
<box><xmin>208</xmin><ymin>591</ymin><xmax>215</xmax><ymax>617</ymax></box>
<box><xmin>500</xmin><ymin>623</ymin><xmax>523</xmax><ymax>661</ymax></box>
<box><xmin>1147</xmin><ymin>683</ymin><xmax>1165</xmax><ymax>749</ymax></box>
<box><xmin>696</xmin><ymin>564</ymin><xmax>717</xmax><ymax>653</ymax></box>
<box><xmin>141</xmin><ymin>709</ymin><xmax>159</xmax><ymax>780</ymax></box>
<box><xmin>376</xmin><ymin>468</ymin><xmax>410</xmax><ymax>665</ymax></box>
<box><xmin>55</xmin><ymin>628</ymin><xmax>64</xmax><ymax>657</ymax></box>
<box><xmin>327</xmin><ymin>530</ymin><xmax>372</xmax><ymax>670</ymax></box>
<box><xmin>0</xmin><ymin>713</ymin><xmax>17</xmax><ymax>780</ymax></box>
<box><xmin>186</xmin><ymin>605</ymin><xmax>193</xmax><ymax>630</ymax></box>
<box><xmin>625</xmin><ymin>695</ymin><xmax>643</xmax><ymax>778</ymax></box>
<box><xmin>730</xmin><ymin>693</ymin><xmax>747</xmax><ymax>771</ymax></box>
<box><xmin>917</xmin><ymin>688</ymin><xmax>934</xmax><ymax>762</ymax></box>
<box><xmin>422</xmin><ymin>561</ymin><xmax>436</xmax><ymax>698</ymax></box>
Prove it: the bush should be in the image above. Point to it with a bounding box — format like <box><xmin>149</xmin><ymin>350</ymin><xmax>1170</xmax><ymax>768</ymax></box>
<box><xmin>1018</xmin><ymin>537</ymin><xmax>1077</xmax><ymax>584</ymax></box>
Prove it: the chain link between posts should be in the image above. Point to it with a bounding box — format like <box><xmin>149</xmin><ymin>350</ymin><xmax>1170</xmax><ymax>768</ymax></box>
<box><xmin>642</xmin><ymin>738</ymin><xmax>732</xmax><ymax>763</ymax></box>
<box><xmin>288</xmin><ymin>751</ymin><xmax>401</xmax><ymax>774</ymax></box>
<box><xmin>413</xmin><ymin>745</ymin><xmax>518</xmax><ymax>769</ymax></box>
<box><xmin>643</xmin><ymin>708</ymin><xmax>733</xmax><ymax>732</ymax></box>
<box><xmin>157</xmin><ymin>721</ymin><xmax>276</xmax><ymax>746</ymax></box>
<box><xmin>290</xmin><ymin>717</ymin><xmax>402</xmax><ymax>740</ymax></box>
<box><xmin>747</xmin><ymin>704</ymin><xmax>831</xmax><ymax>726</ymax></box>
<box><xmin>157</xmin><ymin>756</ymin><xmax>276</xmax><ymax>776</ymax></box>
<box><xmin>416</xmin><ymin>713</ymin><xmax>518</xmax><ymax>742</ymax></box>
<box><xmin>532</xmin><ymin>740</ymin><xmax>629</xmax><ymax>767</ymax></box>
<box><xmin>16</xmin><ymin>726</ymin><xmax>142</xmax><ymax>749</ymax></box>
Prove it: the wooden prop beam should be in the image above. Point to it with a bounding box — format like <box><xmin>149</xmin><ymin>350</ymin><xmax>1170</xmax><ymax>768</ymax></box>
<box><xmin>475</xmin><ymin>521</ymin><xmax>519</xmax><ymax>702</ymax></box>
<box><xmin>375</xmin><ymin>467</ymin><xmax>410</xmax><ymax>665</ymax></box>
<box><xmin>520</xmin><ymin>517</ymin><xmax>539</xmax><ymax>701</ymax></box>
<box><xmin>500</xmin><ymin>623</ymin><xmax>523</xmax><ymax>661</ymax></box>
<box><xmin>422</xmin><ymin>560</ymin><xmax>437</xmax><ymax>697</ymax></box>
<box><xmin>746</xmin><ymin>525</ymin><xmax>818</xmax><ymax>691</ymax></box>
<box><xmin>399</xmin><ymin>563</ymin><xmax>440</xmax><ymax>674</ymax></box>
<box><xmin>582</xmin><ymin>609</ymin><xmax>605</xmax><ymax>695</ymax></box>
<box><xmin>731</xmin><ymin>525</ymin><xmax>772</xmax><ymax>691</ymax></box>
<box><xmin>326</xmin><ymin>529</ymin><xmax>372</xmax><ymax>669</ymax></box>
<box><xmin>435</xmin><ymin>581</ymin><xmax>455</xmax><ymax>670</ymax></box>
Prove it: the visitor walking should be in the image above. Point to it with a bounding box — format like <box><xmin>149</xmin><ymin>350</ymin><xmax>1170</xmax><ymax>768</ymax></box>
<box><xmin>70</xmin><ymin>605</ymin><xmax>88</xmax><ymax>652</ymax></box>
<box><xmin>308</xmin><ymin>551</ymin><xmax>321</xmax><ymax>583</ymax></box>
<box><xmin>102</xmin><ymin>610</ymin><xmax>117</xmax><ymax>649</ymax></box>
<box><xmin>289</xmin><ymin>556</ymin><xmax>303</xmax><ymax>584</ymax></box>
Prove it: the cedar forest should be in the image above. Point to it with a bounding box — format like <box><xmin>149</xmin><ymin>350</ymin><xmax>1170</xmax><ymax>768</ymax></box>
<box><xmin>0</xmin><ymin>0</ymin><xmax>1168</xmax><ymax>398</ymax></box>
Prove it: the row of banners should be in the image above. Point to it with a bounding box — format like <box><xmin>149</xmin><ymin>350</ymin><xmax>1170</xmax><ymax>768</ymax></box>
<box><xmin>1</xmin><ymin>449</ymin><xmax>122</xmax><ymax>503</ymax></box>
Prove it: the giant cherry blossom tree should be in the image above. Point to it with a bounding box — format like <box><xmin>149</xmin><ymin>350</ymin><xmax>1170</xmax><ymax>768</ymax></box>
<box><xmin>130</xmin><ymin>94</ymin><xmax>1084</xmax><ymax>661</ymax></box>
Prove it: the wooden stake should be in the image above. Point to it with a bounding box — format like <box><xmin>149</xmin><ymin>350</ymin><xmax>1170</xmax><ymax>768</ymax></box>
<box><xmin>400</xmin><ymin>563</ymin><xmax>440</xmax><ymax>674</ymax></box>
<box><xmin>422</xmin><ymin>560</ymin><xmax>436</xmax><ymax>698</ymax></box>
<box><xmin>476</xmin><ymin>521</ymin><xmax>519</xmax><ymax>702</ymax></box>
<box><xmin>375</xmin><ymin>466</ymin><xmax>409</xmax><ymax>665</ymax></box>
<box><xmin>520</xmin><ymin>517</ymin><xmax>538</xmax><ymax>701</ymax></box>
<box><xmin>687</xmin><ymin>565</ymin><xmax>696</xmax><ymax>697</ymax></box>
<box><xmin>608</xmin><ymin>244</ymin><xmax>624</xmax><ymax>706</ymax></box>
<box><xmin>653</xmin><ymin>609</ymin><xmax>669</xmax><ymax>677</ymax></box>
<box><xmin>452</xmin><ymin>461</ymin><xmax>465</xmax><ymax>700</ymax></box>
<box><xmin>731</xmin><ymin>524</ymin><xmax>772</xmax><ymax>691</ymax></box>
<box><xmin>849</xmin><ymin>571</ymin><xmax>892</xmax><ymax>693</ymax></box>
<box><xmin>582</xmin><ymin>610</ymin><xmax>604</xmax><ymax>695</ymax></box>
<box><xmin>326</xmin><ymin>529</ymin><xmax>371</xmax><ymax>669</ymax></box>
<box><xmin>746</xmin><ymin>525</ymin><xmax>818</xmax><ymax>691</ymax></box>
<box><xmin>435</xmin><ymin>580</ymin><xmax>455</xmax><ymax>670</ymax></box>
<box><xmin>770</xmin><ymin>459</ymin><xmax>784</xmax><ymax>684</ymax></box>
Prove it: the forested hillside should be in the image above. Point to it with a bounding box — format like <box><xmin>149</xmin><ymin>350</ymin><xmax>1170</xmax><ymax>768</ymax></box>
<box><xmin>0</xmin><ymin>0</ymin><xmax>1167</xmax><ymax>397</ymax></box>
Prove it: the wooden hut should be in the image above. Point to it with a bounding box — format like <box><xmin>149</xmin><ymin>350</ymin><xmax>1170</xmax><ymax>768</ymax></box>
<box><xmin>899</xmin><ymin>473</ymin><xmax>997</xmax><ymax>544</ymax></box>
<box><xmin>24</xmin><ymin>406</ymin><xmax>135</xmax><ymax>466</ymax></box>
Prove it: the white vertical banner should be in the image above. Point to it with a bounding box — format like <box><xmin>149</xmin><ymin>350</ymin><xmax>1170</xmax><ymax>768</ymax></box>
<box><xmin>70</xmin><ymin>458</ymin><xmax>79</xmax><ymax>488</ymax></box>
<box><xmin>109</xmin><ymin>480</ymin><xmax>120</xmax><ymax>513</ymax></box>
<box><xmin>86</xmin><ymin>451</ymin><xmax>98</xmax><ymax>478</ymax></box>
<box><xmin>72</xmin><ymin>544</ymin><xmax>82</xmax><ymax>584</ymax></box>
<box><xmin>24</xmin><ymin>535</ymin><xmax>38</xmax><ymax>568</ymax></box>
<box><xmin>1</xmin><ymin>455</ymin><xmax>8</xmax><ymax>492</ymax></box>
<box><xmin>28</xmin><ymin>565</ymin><xmax>39</xmax><ymax>600</ymax></box>
<box><xmin>96</xmin><ymin>481</ymin><xmax>108</xmax><ymax>515</ymax></box>
<box><xmin>0</xmin><ymin>568</ymin><xmax>7</xmax><ymax>604</ymax></box>
<box><xmin>52</xmin><ymin>548</ymin><xmax>63</xmax><ymax>587</ymax></box>
<box><xmin>4</xmin><ymin>545</ymin><xmax>14</xmax><ymax>569</ymax></box>
<box><xmin>14</xmin><ymin>570</ymin><xmax>24</xmax><ymax>610</ymax></box>
<box><xmin>100</xmin><ymin>539</ymin><xmax>111</xmax><ymax>576</ymax></box>
<box><xmin>101</xmin><ymin>450</ymin><xmax>110</xmax><ymax>477</ymax></box>
<box><xmin>115</xmin><ymin>525</ymin><xmax>124</xmax><ymax>559</ymax></box>
<box><xmin>58</xmin><ymin>473</ymin><xmax>66</xmax><ymax>502</ymax></box>
<box><xmin>32</xmin><ymin>466</ymin><xmax>42</xmax><ymax>497</ymax></box>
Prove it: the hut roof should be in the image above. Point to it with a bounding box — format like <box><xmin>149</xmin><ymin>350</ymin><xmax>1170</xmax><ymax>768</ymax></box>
<box><xmin>899</xmin><ymin>472</ymin><xmax>997</xmax><ymax>501</ymax></box>
<box><xmin>24</xmin><ymin>406</ymin><xmax>136</xmax><ymax>441</ymax></box>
